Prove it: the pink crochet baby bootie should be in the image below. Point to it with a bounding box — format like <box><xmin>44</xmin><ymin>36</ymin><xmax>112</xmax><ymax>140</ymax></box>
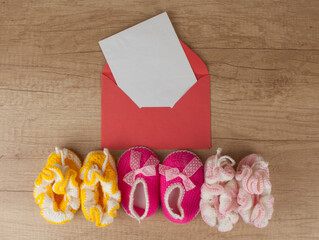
<box><xmin>118</xmin><ymin>147</ymin><xmax>160</xmax><ymax>221</ymax></box>
<box><xmin>200</xmin><ymin>148</ymin><xmax>239</xmax><ymax>232</ymax></box>
<box><xmin>236</xmin><ymin>154</ymin><xmax>274</xmax><ymax>228</ymax></box>
<box><xmin>160</xmin><ymin>151</ymin><xmax>203</xmax><ymax>224</ymax></box>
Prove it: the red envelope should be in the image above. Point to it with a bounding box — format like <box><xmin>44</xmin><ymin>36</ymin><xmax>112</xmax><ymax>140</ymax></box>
<box><xmin>101</xmin><ymin>41</ymin><xmax>211</xmax><ymax>149</ymax></box>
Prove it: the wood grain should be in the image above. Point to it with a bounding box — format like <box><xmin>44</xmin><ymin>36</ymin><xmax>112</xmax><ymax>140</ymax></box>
<box><xmin>1</xmin><ymin>0</ymin><xmax>319</xmax><ymax>239</ymax></box>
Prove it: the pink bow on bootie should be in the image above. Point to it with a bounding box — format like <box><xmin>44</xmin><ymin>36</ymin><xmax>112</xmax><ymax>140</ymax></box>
<box><xmin>159</xmin><ymin>157</ymin><xmax>202</xmax><ymax>191</ymax></box>
<box><xmin>123</xmin><ymin>150</ymin><xmax>159</xmax><ymax>186</ymax></box>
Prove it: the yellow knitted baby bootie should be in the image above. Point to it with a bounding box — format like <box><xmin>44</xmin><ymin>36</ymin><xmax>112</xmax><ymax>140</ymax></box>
<box><xmin>80</xmin><ymin>149</ymin><xmax>121</xmax><ymax>227</ymax></box>
<box><xmin>33</xmin><ymin>147</ymin><xmax>82</xmax><ymax>224</ymax></box>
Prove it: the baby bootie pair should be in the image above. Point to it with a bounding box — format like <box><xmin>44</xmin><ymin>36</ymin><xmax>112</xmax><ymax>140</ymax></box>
<box><xmin>118</xmin><ymin>147</ymin><xmax>204</xmax><ymax>224</ymax></box>
<box><xmin>200</xmin><ymin>148</ymin><xmax>274</xmax><ymax>232</ymax></box>
<box><xmin>34</xmin><ymin>147</ymin><xmax>121</xmax><ymax>226</ymax></box>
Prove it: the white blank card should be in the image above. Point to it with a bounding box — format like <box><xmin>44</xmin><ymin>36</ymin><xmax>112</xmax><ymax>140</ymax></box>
<box><xmin>99</xmin><ymin>12</ymin><xmax>197</xmax><ymax>108</ymax></box>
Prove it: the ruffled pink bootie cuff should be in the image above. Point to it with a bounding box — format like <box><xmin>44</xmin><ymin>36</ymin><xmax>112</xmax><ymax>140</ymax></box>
<box><xmin>236</xmin><ymin>154</ymin><xmax>274</xmax><ymax>228</ymax></box>
<box><xmin>200</xmin><ymin>148</ymin><xmax>239</xmax><ymax>232</ymax></box>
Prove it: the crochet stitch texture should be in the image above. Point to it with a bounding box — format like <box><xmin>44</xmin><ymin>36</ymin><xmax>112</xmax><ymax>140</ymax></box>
<box><xmin>160</xmin><ymin>150</ymin><xmax>204</xmax><ymax>224</ymax></box>
<box><xmin>33</xmin><ymin>147</ymin><xmax>81</xmax><ymax>224</ymax></box>
<box><xmin>200</xmin><ymin>148</ymin><xmax>239</xmax><ymax>232</ymax></box>
<box><xmin>80</xmin><ymin>149</ymin><xmax>121</xmax><ymax>227</ymax></box>
<box><xmin>236</xmin><ymin>154</ymin><xmax>274</xmax><ymax>228</ymax></box>
<box><xmin>118</xmin><ymin>147</ymin><xmax>160</xmax><ymax>221</ymax></box>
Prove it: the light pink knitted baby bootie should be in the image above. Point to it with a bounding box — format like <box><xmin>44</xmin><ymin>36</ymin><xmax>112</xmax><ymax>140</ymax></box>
<box><xmin>160</xmin><ymin>150</ymin><xmax>204</xmax><ymax>224</ymax></box>
<box><xmin>200</xmin><ymin>148</ymin><xmax>239</xmax><ymax>232</ymax></box>
<box><xmin>236</xmin><ymin>154</ymin><xmax>274</xmax><ymax>228</ymax></box>
<box><xmin>118</xmin><ymin>147</ymin><xmax>160</xmax><ymax>222</ymax></box>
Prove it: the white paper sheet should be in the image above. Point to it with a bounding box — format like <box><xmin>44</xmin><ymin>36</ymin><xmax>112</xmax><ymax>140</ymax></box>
<box><xmin>99</xmin><ymin>12</ymin><xmax>197</xmax><ymax>108</ymax></box>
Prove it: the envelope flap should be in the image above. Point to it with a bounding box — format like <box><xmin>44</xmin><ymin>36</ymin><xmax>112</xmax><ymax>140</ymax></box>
<box><xmin>179</xmin><ymin>41</ymin><xmax>209</xmax><ymax>79</ymax></box>
<box><xmin>102</xmin><ymin>63</ymin><xmax>116</xmax><ymax>84</ymax></box>
<box><xmin>102</xmin><ymin>40</ymin><xmax>208</xmax><ymax>83</ymax></box>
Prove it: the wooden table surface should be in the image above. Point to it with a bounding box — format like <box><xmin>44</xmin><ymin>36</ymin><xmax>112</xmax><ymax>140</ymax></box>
<box><xmin>1</xmin><ymin>1</ymin><xmax>319</xmax><ymax>239</ymax></box>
